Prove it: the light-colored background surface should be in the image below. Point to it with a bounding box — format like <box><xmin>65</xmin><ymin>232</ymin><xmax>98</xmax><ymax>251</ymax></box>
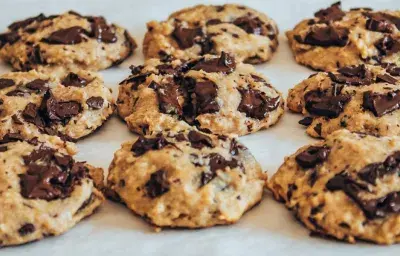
<box><xmin>1</xmin><ymin>0</ymin><xmax>399</xmax><ymax>255</ymax></box>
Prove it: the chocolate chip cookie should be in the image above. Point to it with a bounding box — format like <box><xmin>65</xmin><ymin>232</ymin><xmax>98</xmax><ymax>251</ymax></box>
<box><xmin>105</xmin><ymin>128</ymin><xmax>266</xmax><ymax>228</ymax></box>
<box><xmin>143</xmin><ymin>4</ymin><xmax>279</xmax><ymax>64</ymax></box>
<box><xmin>0</xmin><ymin>11</ymin><xmax>136</xmax><ymax>71</ymax></box>
<box><xmin>0</xmin><ymin>69</ymin><xmax>114</xmax><ymax>141</ymax></box>
<box><xmin>268</xmin><ymin>130</ymin><xmax>400</xmax><ymax>244</ymax></box>
<box><xmin>287</xmin><ymin>64</ymin><xmax>400</xmax><ymax>138</ymax></box>
<box><xmin>287</xmin><ymin>2</ymin><xmax>400</xmax><ymax>71</ymax></box>
<box><xmin>117</xmin><ymin>52</ymin><xmax>284</xmax><ymax>136</ymax></box>
<box><xmin>0</xmin><ymin>135</ymin><xmax>104</xmax><ymax>247</ymax></box>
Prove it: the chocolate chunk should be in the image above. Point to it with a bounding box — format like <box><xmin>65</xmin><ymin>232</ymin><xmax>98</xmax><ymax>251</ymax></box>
<box><xmin>120</xmin><ymin>73</ymin><xmax>150</xmax><ymax>90</ymax></box>
<box><xmin>286</xmin><ymin>183</ymin><xmax>298</xmax><ymax>201</ymax></box>
<box><xmin>0</xmin><ymin>146</ymin><xmax>7</xmax><ymax>152</ymax></box>
<box><xmin>87</xmin><ymin>16</ymin><xmax>117</xmax><ymax>43</ymax></box>
<box><xmin>229</xmin><ymin>139</ymin><xmax>246</xmax><ymax>156</ymax></box>
<box><xmin>6</xmin><ymin>88</ymin><xmax>31</xmax><ymax>97</ymax></box>
<box><xmin>12</xmin><ymin>114</ymin><xmax>23</xmax><ymax>124</ymax></box>
<box><xmin>8</xmin><ymin>14</ymin><xmax>46</xmax><ymax>31</ymax></box>
<box><xmin>295</xmin><ymin>145</ymin><xmax>330</xmax><ymax>168</ymax></box>
<box><xmin>314</xmin><ymin>2</ymin><xmax>345</xmax><ymax>23</ymax></box>
<box><xmin>375</xmin><ymin>36</ymin><xmax>400</xmax><ymax>56</ymax></box>
<box><xmin>25</xmin><ymin>79</ymin><xmax>48</xmax><ymax>93</ymax></box>
<box><xmin>358</xmin><ymin>151</ymin><xmax>400</xmax><ymax>185</ymax></box>
<box><xmin>129</xmin><ymin>65</ymin><xmax>144</xmax><ymax>75</ymax></box>
<box><xmin>193</xmin><ymin>81</ymin><xmax>219</xmax><ymax>114</ymax></box>
<box><xmin>376</xmin><ymin>74</ymin><xmax>398</xmax><ymax>84</ymax></box>
<box><xmin>0</xmin><ymin>78</ymin><xmax>15</xmax><ymax>89</ymax></box>
<box><xmin>363</xmin><ymin>90</ymin><xmax>400</xmax><ymax>117</ymax></box>
<box><xmin>41</xmin><ymin>91</ymin><xmax>82</xmax><ymax>123</ymax></box>
<box><xmin>54</xmin><ymin>154</ymin><xmax>72</xmax><ymax>167</ymax></box>
<box><xmin>86</xmin><ymin>96</ymin><xmax>104</xmax><ymax>109</ymax></box>
<box><xmin>326</xmin><ymin>173</ymin><xmax>400</xmax><ymax>219</ymax></box>
<box><xmin>43</xmin><ymin>26</ymin><xmax>86</xmax><ymax>44</ymax></box>
<box><xmin>24</xmin><ymin>45</ymin><xmax>45</xmax><ymax>70</ymax></box>
<box><xmin>199</xmin><ymin>36</ymin><xmax>214</xmax><ymax>54</ymax></box>
<box><xmin>0</xmin><ymin>31</ymin><xmax>20</xmax><ymax>48</ymax></box>
<box><xmin>145</xmin><ymin>170</ymin><xmax>169</xmax><ymax>198</ymax></box>
<box><xmin>381</xmin><ymin>63</ymin><xmax>400</xmax><ymax>76</ymax></box>
<box><xmin>22</xmin><ymin>103</ymin><xmax>45</xmax><ymax>128</ymax></box>
<box><xmin>201</xmin><ymin>153</ymin><xmax>238</xmax><ymax>186</ymax></box>
<box><xmin>131</xmin><ymin>135</ymin><xmax>171</xmax><ymax>156</ymax></box>
<box><xmin>299</xmin><ymin>26</ymin><xmax>349</xmax><ymax>47</ymax></box>
<box><xmin>365</xmin><ymin>13</ymin><xmax>396</xmax><ymax>33</ymax></box>
<box><xmin>299</xmin><ymin>116</ymin><xmax>313</xmax><ymax>126</ymax></box>
<box><xmin>191</xmin><ymin>52</ymin><xmax>236</xmax><ymax>73</ymax></box>
<box><xmin>304</xmin><ymin>90</ymin><xmax>351</xmax><ymax>118</ymax></box>
<box><xmin>149</xmin><ymin>81</ymin><xmax>182</xmax><ymax>115</ymax></box>
<box><xmin>18</xmin><ymin>224</ymin><xmax>35</xmax><ymax>236</ymax></box>
<box><xmin>238</xmin><ymin>88</ymin><xmax>280</xmax><ymax>119</ymax></box>
<box><xmin>156</xmin><ymin>64</ymin><xmax>178</xmax><ymax>75</ymax></box>
<box><xmin>206</xmin><ymin>19</ymin><xmax>222</xmax><ymax>26</ymax></box>
<box><xmin>233</xmin><ymin>16</ymin><xmax>268</xmax><ymax>36</ymax></box>
<box><xmin>23</xmin><ymin>146</ymin><xmax>55</xmax><ymax>164</ymax></box>
<box><xmin>188</xmin><ymin>131</ymin><xmax>213</xmax><ymax>149</ymax></box>
<box><xmin>62</xmin><ymin>73</ymin><xmax>88</xmax><ymax>87</ymax></box>
<box><xmin>172</xmin><ymin>25</ymin><xmax>203</xmax><ymax>49</ymax></box>
<box><xmin>328</xmin><ymin>65</ymin><xmax>373</xmax><ymax>85</ymax></box>
<box><xmin>314</xmin><ymin>123</ymin><xmax>322</xmax><ymax>136</ymax></box>
<box><xmin>0</xmin><ymin>133</ymin><xmax>24</xmax><ymax>144</ymax></box>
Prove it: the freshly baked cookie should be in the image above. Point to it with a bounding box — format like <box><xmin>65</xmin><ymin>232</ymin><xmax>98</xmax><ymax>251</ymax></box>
<box><xmin>287</xmin><ymin>2</ymin><xmax>400</xmax><ymax>71</ymax></box>
<box><xmin>0</xmin><ymin>11</ymin><xmax>136</xmax><ymax>71</ymax></box>
<box><xmin>143</xmin><ymin>4</ymin><xmax>279</xmax><ymax>64</ymax></box>
<box><xmin>0</xmin><ymin>134</ymin><xmax>104</xmax><ymax>247</ymax></box>
<box><xmin>0</xmin><ymin>69</ymin><xmax>114</xmax><ymax>141</ymax></box>
<box><xmin>268</xmin><ymin>130</ymin><xmax>400</xmax><ymax>244</ymax></box>
<box><xmin>117</xmin><ymin>52</ymin><xmax>284</xmax><ymax>136</ymax></box>
<box><xmin>287</xmin><ymin>64</ymin><xmax>400</xmax><ymax>138</ymax></box>
<box><xmin>105</xmin><ymin>128</ymin><xmax>266</xmax><ymax>228</ymax></box>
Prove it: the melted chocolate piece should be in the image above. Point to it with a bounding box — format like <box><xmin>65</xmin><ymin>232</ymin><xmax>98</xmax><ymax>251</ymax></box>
<box><xmin>363</xmin><ymin>90</ymin><xmax>400</xmax><ymax>117</ymax></box>
<box><xmin>314</xmin><ymin>2</ymin><xmax>345</xmax><ymax>23</ymax></box>
<box><xmin>295</xmin><ymin>145</ymin><xmax>330</xmax><ymax>168</ymax></box>
<box><xmin>233</xmin><ymin>16</ymin><xmax>268</xmax><ymax>36</ymax></box>
<box><xmin>145</xmin><ymin>170</ymin><xmax>170</xmax><ymax>198</ymax></box>
<box><xmin>299</xmin><ymin>116</ymin><xmax>313</xmax><ymax>126</ymax></box>
<box><xmin>358</xmin><ymin>151</ymin><xmax>400</xmax><ymax>185</ymax></box>
<box><xmin>375</xmin><ymin>36</ymin><xmax>400</xmax><ymax>56</ymax></box>
<box><xmin>149</xmin><ymin>81</ymin><xmax>182</xmax><ymax>115</ymax></box>
<box><xmin>191</xmin><ymin>52</ymin><xmax>236</xmax><ymax>73</ymax></box>
<box><xmin>172</xmin><ymin>25</ymin><xmax>203</xmax><ymax>49</ymax></box>
<box><xmin>131</xmin><ymin>135</ymin><xmax>171</xmax><ymax>156</ymax></box>
<box><xmin>193</xmin><ymin>81</ymin><xmax>219</xmax><ymax>114</ymax></box>
<box><xmin>300</xmin><ymin>26</ymin><xmax>349</xmax><ymax>47</ymax></box>
<box><xmin>326</xmin><ymin>173</ymin><xmax>400</xmax><ymax>219</ymax></box>
<box><xmin>238</xmin><ymin>88</ymin><xmax>280</xmax><ymax>119</ymax></box>
<box><xmin>188</xmin><ymin>131</ymin><xmax>213</xmax><ymax>149</ymax></box>
<box><xmin>41</xmin><ymin>91</ymin><xmax>82</xmax><ymax>123</ymax></box>
<box><xmin>328</xmin><ymin>65</ymin><xmax>373</xmax><ymax>85</ymax></box>
<box><xmin>0</xmin><ymin>31</ymin><xmax>20</xmax><ymax>48</ymax></box>
<box><xmin>201</xmin><ymin>153</ymin><xmax>238</xmax><ymax>186</ymax></box>
<box><xmin>365</xmin><ymin>13</ymin><xmax>396</xmax><ymax>33</ymax></box>
<box><xmin>8</xmin><ymin>14</ymin><xmax>46</xmax><ymax>31</ymax></box>
<box><xmin>0</xmin><ymin>133</ymin><xmax>24</xmax><ymax>144</ymax></box>
<box><xmin>25</xmin><ymin>79</ymin><xmax>48</xmax><ymax>93</ymax></box>
<box><xmin>86</xmin><ymin>96</ymin><xmax>104</xmax><ymax>109</ymax></box>
<box><xmin>304</xmin><ymin>90</ymin><xmax>351</xmax><ymax>118</ymax></box>
<box><xmin>43</xmin><ymin>26</ymin><xmax>86</xmax><ymax>44</ymax></box>
<box><xmin>22</xmin><ymin>103</ymin><xmax>45</xmax><ymax>129</ymax></box>
<box><xmin>376</xmin><ymin>74</ymin><xmax>398</xmax><ymax>84</ymax></box>
<box><xmin>0</xmin><ymin>78</ymin><xmax>15</xmax><ymax>89</ymax></box>
<box><xmin>18</xmin><ymin>223</ymin><xmax>35</xmax><ymax>236</ymax></box>
<box><xmin>62</xmin><ymin>73</ymin><xmax>88</xmax><ymax>87</ymax></box>
<box><xmin>87</xmin><ymin>16</ymin><xmax>117</xmax><ymax>43</ymax></box>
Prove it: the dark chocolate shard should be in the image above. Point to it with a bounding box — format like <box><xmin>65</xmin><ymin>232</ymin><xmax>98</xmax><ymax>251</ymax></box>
<box><xmin>25</xmin><ymin>79</ymin><xmax>48</xmax><ymax>93</ymax></box>
<box><xmin>201</xmin><ymin>153</ymin><xmax>238</xmax><ymax>186</ymax></box>
<box><xmin>233</xmin><ymin>16</ymin><xmax>269</xmax><ymax>36</ymax></box>
<box><xmin>295</xmin><ymin>145</ymin><xmax>330</xmax><ymax>168</ymax></box>
<box><xmin>172</xmin><ymin>25</ymin><xmax>203</xmax><ymax>49</ymax></box>
<box><xmin>365</xmin><ymin>12</ymin><xmax>396</xmax><ymax>33</ymax></box>
<box><xmin>8</xmin><ymin>14</ymin><xmax>46</xmax><ymax>31</ymax></box>
<box><xmin>62</xmin><ymin>73</ymin><xmax>88</xmax><ymax>87</ymax></box>
<box><xmin>42</xmin><ymin>26</ymin><xmax>86</xmax><ymax>44</ymax></box>
<box><xmin>188</xmin><ymin>131</ymin><xmax>213</xmax><ymax>149</ymax></box>
<box><xmin>328</xmin><ymin>65</ymin><xmax>373</xmax><ymax>85</ymax></box>
<box><xmin>363</xmin><ymin>90</ymin><xmax>400</xmax><ymax>117</ymax></box>
<box><xmin>191</xmin><ymin>52</ymin><xmax>236</xmax><ymax>73</ymax></box>
<box><xmin>0</xmin><ymin>31</ymin><xmax>20</xmax><ymax>48</ymax></box>
<box><xmin>299</xmin><ymin>26</ymin><xmax>349</xmax><ymax>47</ymax></box>
<box><xmin>87</xmin><ymin>16</ymin><xmax>117</xmax><ymax>43</ymax></box>
<box><xmin>314</xmin><ymin>2</ymin><xmax>345</xmax><ymax>23</ymax></box>
<box><xmin>376</xmin><ymin>74</ymin><xmax>398</xmax><ymax>84</ymax></box>
<box><xmin>238</xmin><ymin>88</ymin><xmax>280</xmax><ymax>119</ymax></box>
<box><xmin>86</xmin><ymin>97</ymin><xmax>104</xmax><ymax>109</ymax></box>
<box><xmin>358</xmin><ymin>151</ymin><xmax>400</xmax><ymax>185</ymax></box>
<box><xmin>145</xmin><ymin>170</ymin><xmax>170</xmax><ymax>198</ymax></box>
<box><xmin>0</xmin><ymin>78</ymin><xmax>15</xmax><ymax>89</ymax></box>
<box><xmin>131</xmin><ymin>135</ymin><xmax>171</xmax><ymax>156</ymax></box>
<box><xmin>304</xmin><ymin>90</ymin><xmax>351</xmax><ymax>118</ymax></box>
<box><xmin>375</xmin><ymin>35</ymin><xmax>400</xmax><ymax>56</ymax></box>
<box><xmin>299</xmin><ymin>116</ymin><xmax>313</xmax><ymax>126</ymax></box>
<box><xmin>149</xmin><ymin>81</ymin><xmax>182</xmax><ymax>115</ymax></box>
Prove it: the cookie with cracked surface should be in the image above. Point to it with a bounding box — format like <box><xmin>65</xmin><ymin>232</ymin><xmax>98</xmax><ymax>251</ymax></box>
<box><xmin>287</xmin><ymin>2</ymin><xmax>400</xmax><ymax>71</ymax></box>
<box><xmin>287</xmin><ymin>64</ymin><xmax>400</xmax><ymax>138</ymax></box>
<box><xmin>117</xmin><ymin>52</ymin><xmax>284</xmax><ymax>136</ymax></box>
<box><xmin>0</xmin><ymin>135</ymin><xmax>104</xmax><ymax>247</ymax></box>
<box><xmin>268</xmin><ymin>130</ymin><xmax>400</xmax><ymax>244</ymax></box>
<box><xmin>105</xmin><ymin>128</ymin><xmax>266</xmax><ymax>228</ymax></box>
<box><xmin>0</xmin><ymin>69</ymin><xmax>114</xmax><ymax>141</ymax></box>
<box><xmin>143</xmin><ymin>4</ymin><xmax>279</xmax><ymax>64</ymax></box>
<box><xmin>0</xmin><ymin>11</ymin><xmax>136</xmax><ymax>71</ymax></box>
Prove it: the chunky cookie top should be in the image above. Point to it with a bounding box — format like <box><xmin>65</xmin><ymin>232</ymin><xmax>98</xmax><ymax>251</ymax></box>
<box><xmin>143</xmin><ymin>4</ymin><xmax>279</xmax><ymax>64</ymax></box>
<box><xmin>287</xmin><ymin>2</ymin><xmax>400</xmax><ymax>71</ymax></box>
<box><xmin>117</xmin><ymin>52</ymin><xmax>284</xmax><ymax>136</ymax></box>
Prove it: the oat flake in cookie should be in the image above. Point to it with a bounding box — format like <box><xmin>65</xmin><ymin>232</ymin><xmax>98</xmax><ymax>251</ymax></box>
<box><xmin>143</xmin><ymin>4</ymin><xmax>279</xmax><ymax>64</ymax></box>
<box><xmin>117</xmin><ymin>52</ymin><xmax>284</xmax><ymax>136</ymax></box>
<box><xmin>268</xmin><ymin>130</ymin><xmax>400</xmax><ymax>244</ymax></box>
<box><xmin>104</xmin><ymin>128</ymin><xmax>266</xmax><ymax>228</ymax></box>
<box><xmin>287</xmin><ymin>64</ymin><xmax>400</xmax><ymax>138</ymax></box>
<box><xmin>0</xmin><ymin>11</ymin><xmax>136</xmax><ymax>71</ymax></box>
<box><xmin>0</xmin><ymin>135</ymin><xmax>104</xmax><ymax>247</ymax></box>
<box><xmin>287</xmin><ymin>2</ymin><xmax>400</xmax><ymax>71</ymax></box>
<box><xmin>0</xmin><ymin>69</ymin><xmax>114</xmax><ymax>141</ymax></box>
